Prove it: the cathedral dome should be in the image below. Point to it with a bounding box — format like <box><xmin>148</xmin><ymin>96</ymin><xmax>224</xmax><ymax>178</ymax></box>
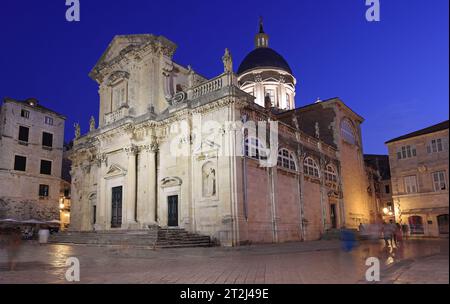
<box><xmin>237</xmin><ymin>47</ymin><xmax>292</xmax><ymax>75</ymax></box>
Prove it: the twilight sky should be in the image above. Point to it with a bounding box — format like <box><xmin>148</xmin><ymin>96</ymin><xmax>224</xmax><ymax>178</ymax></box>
<box><xmin>0</xmin><ymin>0</ymin><xmax>448</xmax><ymax>154</ymax></box>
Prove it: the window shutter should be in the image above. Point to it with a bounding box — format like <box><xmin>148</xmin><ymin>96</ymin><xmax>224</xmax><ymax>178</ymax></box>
<box><xmin>412</xmin><ymin>148</ymin><xmax>417</xmax><ymax>157</ymax></box>
<box><xmin>427</xmin><ymin>145</ymin><xmax>431</xmax><ymax>154</ymax></box>
<box><xmin>397</xmin><ymin>152</ymin><xmax>402</xmax><ymax>160</ymax></box>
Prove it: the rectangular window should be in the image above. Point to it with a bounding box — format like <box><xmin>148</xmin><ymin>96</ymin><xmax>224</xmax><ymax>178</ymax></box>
<box><xmin>21</xmin><ymin>109</ymin><xmax>30</xmax><ymax>119</ymax></box>
<box><xmin>398</xmin><ymin>145</ymin><xmax>417</xmax><ymax>160</ymax></box>
<box><xmin>112</xmin><ymin>83</ymin><xmax>126</xmax><ymax>110</ymax></box>
<box><xmin>18</xmin><ymin>126</ymin><xmax>29</xmax><ymax>142</ymax></box>
<box><xmin>42</xmin><ymin>132</ymin><xmax>53</xmax><ymax>148</ymax></box>
<box><xmin>385</xmin><ymin>185</ymin><xmax>390</xmax><ymax>194</ymax></box>
<box><xmin>429</xmin><ymin>138</ymin><xmax>447</xmax><ymax>153</ymax></box>
<box><xmin>39</xmin><ymin>185</ymin><xmax>49</xmax><ymax>197</ymax></box>
<box><xmin>14</xmin><ymin>155</ymin><xmax>27</xmax><ymax>171</ymax></box>
<box><xmin>432</xmin><ymin>171</ymin><xmax>447</xmax><ymax>192</ymax></box>
<box><xmin>45</xmin><ymin>116</ymin><xmax>53</xmax><ymax>126</ymax></box>
<box><xmin>40</xmin><ymin>160</ymin><xmax>52</xmax><ymax>175</ymax></box>
<box><xmin>286</xmin><ymin>94</ymin><xmax>290</xmax><ymax>109</ymax></box>
<box><xmin>404</xmin><ymin>175</ymin><xmax>418</xmax><ymax>194</ymax></box>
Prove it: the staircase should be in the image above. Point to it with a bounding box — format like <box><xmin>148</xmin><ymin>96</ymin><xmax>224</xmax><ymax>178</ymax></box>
<box><xmin>49</xmin><ymin>227</ymin><xmax>212</xmax><ymax>248</ymax></box>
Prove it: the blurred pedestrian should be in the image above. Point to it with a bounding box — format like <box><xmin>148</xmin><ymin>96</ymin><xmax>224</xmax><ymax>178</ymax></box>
<box><xmin>382</xmin><ymin>221</ymin><xmax>394</xmax><ymax>247</ymax></box>
<box><xmin>395</xmin><ymin>223</ymin><xmax>403</xmax><ymax>245</ymax></box>
<box><xmin>6</xmin><ymin>227</ymin><xmax>22</xmax><ymax>271</ymax></box>
<box><xmin>402</xmin><ymin>224</ymin><xmax>409</xmax><ymax>240</ymax></box>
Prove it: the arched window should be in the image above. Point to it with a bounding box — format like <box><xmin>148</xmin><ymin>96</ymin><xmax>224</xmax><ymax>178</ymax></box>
<box><xmin>341</xmin><ymin>119</ymin><xmax>357</xmax><ymax>145</ymax></box>
<box><xmin>325</xmin><ymin>164</ymin><xmax>338</xmax><ymax>183</ymax></box>
<box><xmin>244</xmin><ymin>137</ymin><xmax>267</xmax><ymax>160</ymax></box>
<box><xmin>278</xmin><ymin>149</ymin><xmax>297</xmax><ymax>171</ymax></box>
<box><xmin>303</xmin><ymin>157</ymin><xmax>320</xmax><ymax>178</ymax></box>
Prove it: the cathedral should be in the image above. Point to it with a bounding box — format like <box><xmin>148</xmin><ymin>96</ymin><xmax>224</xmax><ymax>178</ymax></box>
<box><xmin>69</xmin><ymin>21</ymin><xmax>377</xmax><ymax>246</ymax></box>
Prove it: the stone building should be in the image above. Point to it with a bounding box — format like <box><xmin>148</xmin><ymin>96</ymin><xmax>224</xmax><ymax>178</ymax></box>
<box><xmin>0</xmin><ymin>97</ymin><xmax>66</xmax><ymax>221</ymax></box>
<box><xmin>69</xmin><ymin>22</ymin><xmax>375</xmax><ymax>245</ymax></box>
<box><xmin>386</xmin><ymin>120</ymin><xmax>449</xmax><ymax>237</ymax></box>
<box><xmin>364</xmin><ymin>154</ymin><xmax>393</xmax><ymax>222</ymax></box>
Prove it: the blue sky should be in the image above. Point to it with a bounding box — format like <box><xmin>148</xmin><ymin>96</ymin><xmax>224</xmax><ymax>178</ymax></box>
<box><xmin>0</xmin><ymin>0</ymin><xmax>448</xmax><ymax>154</ymax></box>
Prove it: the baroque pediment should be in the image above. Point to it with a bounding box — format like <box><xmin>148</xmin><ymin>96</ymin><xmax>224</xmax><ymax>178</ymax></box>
<box><xmin>104</xmin><ymin>164</ymin><xmax>127</xmax><ymax>179</ymax></box>
<box><xmin>89</xmin><ymin>34</ymin><xmax>177</xmax><ymax>82</ymax></box>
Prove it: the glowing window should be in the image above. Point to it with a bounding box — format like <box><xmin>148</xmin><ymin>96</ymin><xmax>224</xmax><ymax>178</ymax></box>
<box><xmin>278</xmin><ymin>149</ymin><xmax>296</xmax><ymax>171</ymax></box>
<box><xmin>304</xmin><ymin>157</ymin><xmax>320</xmax><ymax>178</ymax></box>
<box><xmin>325</xmin><ymin>165</ymin><xmax>338</xmax><ymax>183</ymax></box>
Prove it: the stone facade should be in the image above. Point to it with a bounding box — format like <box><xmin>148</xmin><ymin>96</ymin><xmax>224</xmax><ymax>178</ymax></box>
<box><xmin>69</xmin><ymin>28</ymin><xmax>376</xmax><ymax>246</ymax></box>
<box><xmin>0</xmin><ymin>98</ymin><xmax>66</xmax><ymax>221</ymax></box>
<box><xmin>386</xmin><ymin>121</ymin><xmax>449</xmax><ymax>237</ymax></box>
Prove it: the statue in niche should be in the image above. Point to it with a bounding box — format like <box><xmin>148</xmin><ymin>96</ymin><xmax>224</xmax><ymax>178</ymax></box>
<box><xmin>89</xmin><ymin>116</ymin><xmax>96</xmax><ymax>132</ymax></box>
<box><xmin>315</xmin><ymin>122</ymin><xmax>320</xmax><ymax>139</ymax></box>
<box><xmin>202</xmin><ymin>163</ymin><xmax>216</xmax><ymax>197</ymax></box>
<box><xmin>222</xmin><ymin>48</ymin><xmax>233</xmax><ymax>74</ymax></box>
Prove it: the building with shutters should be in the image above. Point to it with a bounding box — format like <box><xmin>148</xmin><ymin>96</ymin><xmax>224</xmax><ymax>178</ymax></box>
<box><xmin>386</xmin><ymin>120</ymin><xmax>449</xmax><ymax>237</ymax></box>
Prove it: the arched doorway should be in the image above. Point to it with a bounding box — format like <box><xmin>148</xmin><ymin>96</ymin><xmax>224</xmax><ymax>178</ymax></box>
<box><xmin>408</xmin><ymin>216</ymin><xmax>424</xmax><ymax>235</ymax></box>
<box><xmin>437</xmin><ymin>214</ymin><xmax>449</xmax><ymax>235</ymax></box>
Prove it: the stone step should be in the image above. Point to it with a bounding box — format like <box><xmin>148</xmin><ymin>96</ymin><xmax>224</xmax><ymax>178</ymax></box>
<box><xmin>49</xmin><ymin>226</ymin><xmax>212</xmax><ymax>248</ymax></box>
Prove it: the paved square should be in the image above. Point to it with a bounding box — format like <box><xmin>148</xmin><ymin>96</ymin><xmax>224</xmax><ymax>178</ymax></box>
<box><xmin>0</xmin><ymin>239</ymin><xmax>448</xmax><ymax>284</ymax></box>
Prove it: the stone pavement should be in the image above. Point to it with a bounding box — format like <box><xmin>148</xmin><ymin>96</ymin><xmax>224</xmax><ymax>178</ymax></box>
<box><xmin>0</xmin><ymin>238</ymin><xmax>447</xmax><ymax>284</ymax></box>
<box><xmin>379</xmin><ymin>252</ymin><xmax>449</xmax><ymax>284</ymax></box>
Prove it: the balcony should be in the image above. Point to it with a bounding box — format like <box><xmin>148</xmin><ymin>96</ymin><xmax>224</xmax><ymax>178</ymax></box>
<box><xmin>104</xmin><ymin>106</ymin><xmax>130</xmax><ymax>125</ymax></box>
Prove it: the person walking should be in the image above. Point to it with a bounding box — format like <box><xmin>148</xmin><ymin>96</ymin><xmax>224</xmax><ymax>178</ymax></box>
<box><xmin>395</xmin><ymin>223</ymin><xmax>403</xmax><ymax>245</ymax></box>
<box><xmin>382</xmin><ymin>221</ymin><xmax>394</xmax><ymax>247</ymax></box>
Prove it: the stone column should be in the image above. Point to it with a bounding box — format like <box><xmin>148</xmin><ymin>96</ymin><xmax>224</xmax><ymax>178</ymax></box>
<box><xmin>136</xmin><ymin>145</ymin><xmax>148</xmax><ymax>226</ymax></box>
<box><xmin>148</xmin><ymin>144</ymin><xmax>157</xmax><ymax>224</ymax></box>
<box><xmin>96</xmin><ymin>154</ymin><xmax>107</xmax><ymax>230</ymax></box>
<box><xmin>125</xmin><ymin>146</ymin><xmax>138</xmax><ymax>228</ymax></box>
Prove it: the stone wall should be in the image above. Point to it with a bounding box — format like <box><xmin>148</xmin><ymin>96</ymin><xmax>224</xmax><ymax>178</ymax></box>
<box><xmin>0</xmin><ymin>197</ymin><xmax>59</xmax><ymax>221</ymax></box>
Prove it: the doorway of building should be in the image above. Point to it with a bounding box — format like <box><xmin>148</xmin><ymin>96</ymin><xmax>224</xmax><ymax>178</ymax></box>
<box><xmin>168</xmin><ymin>195</ymin><xmax>178</xmax><ymax>227</ymax></box>
<box><xmin>330</xmin><ymin>204</ymin><xmax>337</xmax><ymax>229</ymax></box>
<box><xmin>408</xmin><ymin>216</ymin><xmax>424</xmax><ymax>235</ymax></box>
<box><xmin>111</xmin><ymin>186</ymin><xmax>123</xmax><ymax>228</ymax></box>
<box><xmin>437</xmin><ymin>214</ymin><xmax>449</xmax><ymax>235</ymax></box>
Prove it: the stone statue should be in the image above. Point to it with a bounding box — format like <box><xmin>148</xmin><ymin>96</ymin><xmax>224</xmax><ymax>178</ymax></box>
<box><xmin>222</xmin><ymin>48</ymin><xmax>233</xmax><ymax>74</ymax></box>
<box><xmin>315</xmin><ymin>122</ymin><xmax>320</xmax><ymax>139</ymax></box>
<box><xmin>203</xmin><ymin>163</ymin><xmax>216</xmax><ymax>197</ymax></box>
<box><xmin>207</xmin><ymin>168</ymin><xmax>216</xmax><ymax>196</ymax></box>
<box><xmin>74</xmin><ymin>123</ymin><xmax>80</xmax><ymax>139</ymax></box>
<box><xmin>89</xmin><ymin>116</ymin><xmax>96</xmax><ymax>132</ymax></box>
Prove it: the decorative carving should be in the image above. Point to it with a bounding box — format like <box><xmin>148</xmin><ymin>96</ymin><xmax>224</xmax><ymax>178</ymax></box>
<box><xmin>96</xmin><ymin>153</ymin><xmax>107</xmax><ymax>167</ymax></box>
<box><xmin>254</xmin><ymin>74</ymin><xmax>263</xmax><ymax>83</ymax></box>
<box><xmin>106</xmin><ymin>71</ymin><xmax>130</xmax><ymax>86</ymax></box>
<box><xmin>161</xmin><ymin>176</ymin><xmax>183</xmax><ymax>188</ymax></box>
<box><xmin>124</xmin><ymin>145</ymin><xmax>138</xmax><ymax>156</ymax></box>
<box><xmin>74</xmin><ymin>123</ymin><xmax>81</xmax><ymax>139</ymax></box>
<box><xmin>89</xmin><ymin>116</ymin><xmax>96</xmax><ymax>132</ymax></box>
<box><xmin>169</xmin><ymin>92</ymin><xmax>187</xmax><ymax>105</ymax></box>
<box><xmin>315</xmin><ymin>122</ymin><xmax>320</xmax><ymax>139</ymax></box>
<box><xmin>222</xmin><ymin>48</ymin><xmax>233</xmax><ymax>74</ymax></box>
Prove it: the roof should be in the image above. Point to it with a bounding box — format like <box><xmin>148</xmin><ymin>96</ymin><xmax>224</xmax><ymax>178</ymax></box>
<box><xmin>385</xmin><ymin>120</ymin><xmax>449</xmax><ymax>144</ymax></box>
<box><xmin>276</xmin><ymin>97</ymin><xmax>365</xmax><ymax>123</ymax></box>
<box><xmin>3</xmin><ymin>97</ymin><xmax>66</xmax><ymax>119</ymax></box>
<box><xmin>237</xmin><ymin>47</ymin><xmax>293</xmax><ymax>75</ymax></box>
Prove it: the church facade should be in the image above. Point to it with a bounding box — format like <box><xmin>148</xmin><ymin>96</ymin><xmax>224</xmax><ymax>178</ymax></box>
<box><xmin>69</xmin><ymin>23</ymin><xmax>378</xmax><ymax>246</ymax></box>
